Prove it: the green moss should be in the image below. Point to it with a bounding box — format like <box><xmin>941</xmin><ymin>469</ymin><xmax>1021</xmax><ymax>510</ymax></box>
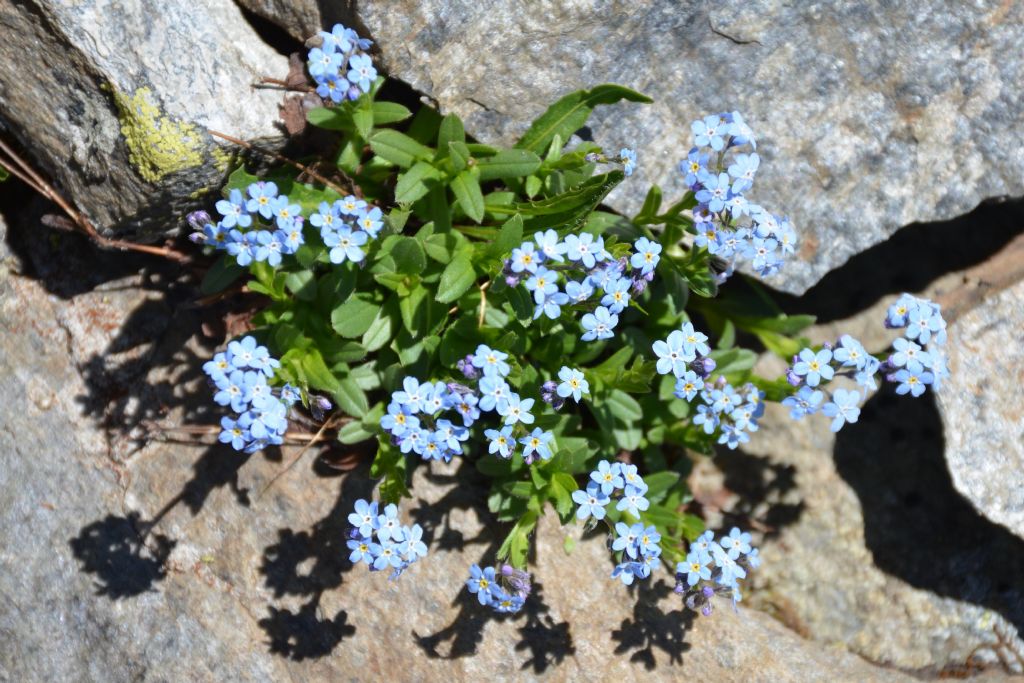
<box><xmin>112</xmin><ymin>87</ymin><xmax>205</xmax><ymax>183</ymax></box>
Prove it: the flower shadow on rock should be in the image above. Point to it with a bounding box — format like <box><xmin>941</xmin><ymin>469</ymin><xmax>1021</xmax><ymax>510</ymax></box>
<box><xmin>834</xmin><ymin>385</ymin><xmax>1024</xmax><ymax>637</ymax></box>
<box><xmin>610</xmin><ymin>579</ymin><xmax>695</xmax><ymax>670</ymax></box>
<box><xmin>69</xmin><ymin>512</ymin><xmax>176</xmax><ymax>599</ymax></box>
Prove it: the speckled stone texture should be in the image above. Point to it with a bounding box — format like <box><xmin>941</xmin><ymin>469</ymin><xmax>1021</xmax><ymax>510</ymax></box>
<box><xmin>937</xmin><ymin>279</ymin><xmax>1024</xmax><ymax>540</ymax></box>
<box><xmin>0</xmin><ymin>0</ymin><xmax>287</xmax><ymax>239</ymax></box>
<box><xmin>340</xmin><ymin>0</ymin><xmax>1024</xmax><ymax>294</ymax></box>
<box><xmin>0</xmin><ymin>214</ymin><xmax>915</xmax><ymax>682</ymax></box>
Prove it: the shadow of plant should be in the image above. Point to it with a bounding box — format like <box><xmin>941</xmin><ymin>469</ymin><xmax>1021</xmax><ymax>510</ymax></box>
<box><xmin>610</xmin><ymin>579</ymin><xmax>695</xmax><ymax>669</ymax></box>
<box><xmin>834</xmin><ymin>385</ymin><xmax>1024</xmax><ymax>636</ymax></box>
<box><xmin>69</xmin><ymin>512</ymin><xmax>176</xmax><ymax>599</ymax></box>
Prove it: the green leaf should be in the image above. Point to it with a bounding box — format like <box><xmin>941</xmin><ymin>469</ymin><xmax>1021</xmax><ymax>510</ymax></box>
<box><xmin>0</xmin><ymin>164</ymin><xmax>8</xmax><ymax>182</ymax></box>
<box><xmin>448</xmin><ymin>141</ymin><xmax>470</xmax><ymax>172</ymax></box>
<box><xmin>450</xmin><ymin>170</ymin><xmax>485</xmax><ymax>223</ymax></box>
<box><xmin>606</xmin><ymin>389</ymin><xmax>642</xmax><ymax>422</ymax></box>
<box><xmin>708</xmin><ymin>347</ymin><xmax>757</xmax><ymax>379</ymax></box>
<box><xmin>337</xmin><ymin>419</ymin><xmax>376</xmax><ymax>445</ymax></box>
<box><xmin>372</xmin><ymin>101</ymin><xmax>412</xmax><ymax>125</ymax></box>
<box><xmin>641</xmin><ymin>471</ymin><xmax>681</xmax><ymax>505</ymax></box>
<box><xmin>284</xmin><ymin>270</ymin><xmax>317</xmax><ymax>301</ymax></box>
<box><xmin>369</xmin><ymin>129</ymin><xmax>433</xmax><ymax>168</ymax></box>
<box><xmin>489</xmin><ymin>214</ymin><xmax>524</xmax><ymax>260</ymax></box>
<box><xmin>301</xmin><ymin>349</ymin><xmax>340</xmax><ymax>393</ymax></box>
<box><xmin>492</xmin><ymin>172</ymin><xmax>624</xmax><ymax>235</ymax></box>
<box><xmin>435</xmin><ymin>254</ymin><xmax>476</xmax><ymax>304</ymax></box>
<box><xmin>387</xmin><ymin>236</ymin><xmax>428</xmax><ymax>274</ymax></box>
<box><xmin>394</xmin><ymin>161</ymin><xmax>442</xmax><ymax>204</ymax></box>
<box><xmin>474</xmin><ymin>149</ymin><xmax>542</xmax><ymax>181</ymax></box>
<box><xmin>333</xmin><ymin>374</ymin><xmax>369</xmax><ymax>416</ymax></box>
<box><xmin>306</xmin><ymin>106</ymin><xmax>347</xmax><ymax>131</ymax></box>
<box><xmin>331</xmin><ymin>295</ymin><xmax>379</xmax><ymax>338</ymax></box>
<box><xmin>515</xmin><ymin>84</ymin><xmax>652</xmax><ymax>154</ymax></box>
<box><xmin>200</xmin><ymin>257</ymin><xmax>244</xmax><ymax>296</ymax></box>
<box><xmin>437</xmin><ymin>113</ymin><xmax>465</xmax><ymax>150</ymax></box>
<box><xmin>360</xmin><ymin>301</ymin><xmax>396</xmax><ymax>352</ymax></box>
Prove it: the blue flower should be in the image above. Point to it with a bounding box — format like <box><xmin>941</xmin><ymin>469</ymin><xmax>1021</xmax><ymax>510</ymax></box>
<box><xmin>679</xmin><ymin>322</ymin><xmax>711</xmax><ymax>357</ymax></box>
<box><xmin>308</xmin><ymin>47</ymin><xmax>343</xmax><ymax>77</ymax></box>
<box><xmin>500</xmin><ymin>393</ymin><xmax>535</xmax><ymax>426</ymax></box>
<box><xmin>612</xmin><ymin>522</ymin><xmax>643</xmax><ymax>556</ymax></box>
<box><xmin>534</xmin><ymin>289</ymin><xmax>569</xmax><ymax>320</ymax></box>
<box><xmin>400</xmin><ymin>524</ymin><xmax>428</xmax><ymax>561</ymax></box>
<box><xmin>556</xmin><ymin>367</ymin><xmax>589</xmax><ymax>402</ymax></box>
<box><xmin>615</xmin><ymin>463</ymin><xmax>647</xmax><ymax>493</ymax></box>
<box><xmin>590</xmin><ymin>460</ymin><xmax>624</xmax><ymax>495</ymax></box>
<box><xmin>372</xmin><ymin>540</ymin><xmax>404</xmax><ymax>571</ymax></box>
<box><xmin>681</xmin><ymin>550</ymin><xmax>712</xmax><ymax>586</ymax></box>
<box><xmin>467</xmin><ymin>564</ymin><xmax>497</xmax><ymax>605</ymax></box>
<box><xmin>719</xmin><ymin>527</ymin><xmax>752</xmax><ymax>559</ymax></box>
<box><xmin>893</xmin><ymin>368</ymin><xmax>934</xmax><ymax>397</ymax></box>
<box><xmin>620</xmin><ymin>148</ymin><xmax>637</xmax><ymax>176</ymax></box>
<box><xmin>347</xmin><ymin>538</ymin><xmax>376</xmax><ymax>566</ymax></box>
<box><xmin>323</xmin><ymin>225</ymin><xmax>368</xmax><ymax>264</ymax></box>
<box><xmin>215</xmin><ymin>188</ymin><xmax>252</xmax><ymax>228</ymax></box>
<box><xmin>399</xmin><ymin>426</ymin><xmax>425</xmax><ymax>455</ymax></box>
<box><xmin>727</xmin><ymin>111</ymin><xmax>757</xmax><ymax>148</ymax></box>
<box><xmin>348</xmin><ymin>498</ymin><xmax>379</xmax><ymax>538</ymax></box>
<box><xmin>484</xmin><ymin>426</ymin><xmax>515</xmax><ymax>458</ymax></box>
<box><xmin>612</xmin><ymin>562</ymin><xmax>641</xmax><ymax>585</ymax></box>
<box><xmin>792</xmin><ymin>348</ymin><xmax>835</xmax><ymax>387</ymax></box>
<box><xmin>885</xmin><ymin>294</ymin><xmax>917</xmax><ymax>328</ymax></box>
<box><xmin>453</xmin><ymin>392</ymin><xmax>481</xmax><ymax>427</ymax></box>
<box><xmin>572</xmin><ymin>482</ymin><xmax>610</xmax><ymax>520</ymax></box>
<box><xmin>727</xmin><ymin>152</ymin><xmax>759</xmax><ymax>191</ymax></box>
<box><xmin>692</xmin><ymin>114</ymin><xmax>727</xmax><ymax>151</ymax></box>
<box><xmin>337</xmin><ymin>195</ymin><xmax>367</xmax><ymax>216</ymax></box>
<box><xmin>347</xmin><ymin>53</ymin><xmax>377</xmax><ymax>92</ymax></box>
<box><xmin>822</xmin><ymin>389</ymin><xmax>861</xmax><ymax>432</ymax></box>
<box><xmin>510</xmin><ymin>242</ymin><xmax>541</xmax><ymax>273</ymax></box>
<box><xmin>693</xmin><ymin>404</ymin><xmax>719</xmax><ymax>434</ymax></box>
<box><xmin>519</xmin><ymin>428</ymin><xmax>554</xmax><ymax>462</ymax></box>
<box><xmin>356</xmin><ymin>206</ymin><xmax>383</xmax><ymax>238</ymax></box>
<box><xmin>269</xmin><ymin>196</ymin><xmax>301</xmax><ymax>230</ymax></box>
<box><xmin>674</xmin><ymin>371</ymin><xmax>705</xmax><ymax>401</ymax></box>
<box><xmin>534</xmin><ymin>229</ymin><xmax>566</xmax><ymax>262</ymax></box>
<box><xmin>245</xmin><ymin>182</ymin><xmax>278</xmax><ymax>218</ymax></box>
<box><xmin>580</xmin><ymin>306</ymin><xmax>618</xmax><ymax>341</ymax></box>
<box><xmin>782</xmin><ymin>386</ymin><xmax>824</xmax><ymax>420</ymax></box>
<box><xmin>524</xmin><ymin>266</ymin><xmax>559</xmax><ymax>305</ymax></box>
<box><xmin>478</xmin><ymin>375</ymin><xmax>512</xmax><ymax>413</ymax></box>
<box><xmin>711</xmin><ymin>543</ymin><xmax>747</xmax><ymax>586</ymax></box>
<box><xmin>318</xmin><ymin>24</ymin><xmax>354</xmax><ymax>53</ymax></box>
<box><xmin>309</xmin><ymin>201</ymin><xmax>340</xmax><ymax>231</ymax></box>
<box><xmin>615</xmin><ymin>485</ymin><xmax>650</xmax><ymax>517</ymax></box>
<box><xmin>679</xmin><ymin>148</ymin><xmax>710</xmax><ymax>186</ymax></box>
<box><xmin>717</xmin><ymin>424</ymin><xmax>750</xmax><ymax>450</ymax></box>
<box><xmin>394</xmin><ymin>377</ymin><xmax>426</xmax><ymax>413</ymax></box>
<box><xmin>890</xmin><ymin>337</ymin><xmax>930</xmax><ymax>373</ymax></box>
<box><xmin>630</xmin><ymin>237</ymin><xmax>662</xmax><ymax>275</ymax></box>
<box><xmin>315</xmin><ymin>73</ymin><xmax>349</xmax><ymax>103</ymax></box>
<box><xmin>225</xmin><ymin>230</ymin><xmax>255</xmax><ymax>266</ymax></box>
<box><xmin>471</xmin><ymin>344</ymin><xmax>511</xmax><ymax>378</ymax></box>
<box><xmin>600</xmin><ymin>277</ymin><xmax>631</xmax><ymax>314</ymax></box>
<box><xmin>563</xmin><ymin>233</ymin><xmax>602</xmax><ymax>269</ymax></box>
<box><xmin>564</xmin><ymin>279</ymin><xmax>594</xmax><ymax>304</ymax></box>
<box><xmin>218</xmin><ymin>416</ymin><xmax>249</xmax><ymax>451</ymax></box>
<box><xmin>833</xmin><ymin>335</ymin><xmax>868</xmax><ymax>370</ymax></box>
<box><xmin>376</xmin><ymin>503</ymin><xmax>406</xmax><ymax>543</ymax></box>
<box><xmin>653</xmin><ymin>330</ymin><xmax>695</xmax><ymax>377</ymax></box>
<box><xmin>491</xmin><ymin>589</ymin><xmax>525</xmax><ymax>614</ymax></box>
<box><xmin>905</xmin><ymin>304</ymin><xmax>943</xmax><ymax>345</ymax></box>
<box><xmin>381</xmin><ymin>401</ymin><xmax>416</xmax><ymax>436</ymax></box>
<box><xmin>695</xmin><ymin>172</ymin><xmax>731</xmax><ymax>213</ymax></box>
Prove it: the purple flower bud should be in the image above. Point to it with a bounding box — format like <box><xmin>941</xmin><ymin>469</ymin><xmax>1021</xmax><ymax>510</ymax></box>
<box><xmin>456</xmin><ymin>356</ymin><xmax>480</xmax><ymax>380</ymax></box>
<box><xmin>630</xmin><ymin>276</ymin><xmax>649</xmax><ymax>296</ymax></box>
<box><xmin>390</xmin><ymin>434</ymin><xmax>402</xmax><ymax>447</ymax></box>
<box><xmin>674</xmin><ymin>581</ymin><xmax>685</xmax><ymax>595</ymax></box>
<box><xmin>691</xmin><ymin>356</ymin><xmax>717</xmax><ymax>378</ymax></box>
<box><xmin>446</xmin><ymin>381</ymin><xmax>473</xmax><ymax>396</ymax></box>
<box><xmin>584</xmin><ymin>152</ymin><xmax>601</xmax><ymax>163</ymax></box>
<box><xmin>188</xmin><ymin>232</ymin><xmax>206</xmax><ymax>244</ymax></box>
<box><xmin>505</xmin><ymin>273</ymin><xmax>521</xmax><ymax>288</ymax></box>
<box><xmin>702</xmin><ymin>585</ymin><xmax>715</xmax><ymax>598</ymax></box>
<box><xmin>311</xmin><ymin>395</ymin><xmax>332</xmax><ymax>421</ymax></box>
<box><xmin>822</xmin><ymin>341</ymin><xmax>833</xmax><ymax>351</ymax></box>
<box><xmin>879</xmin><ymin>358</ymin><xmax>896</xmax><ymax>374</ymax></box>
<box><xmin>314</xmin><ymin>396</ymin><xmax>332</xmax><ymax>411</ymax></box>
<box><xmin>701</xmin><ymin>604</ymin><xmax>713</xmax><ymax>617</ymax></box>
<box><xmin>187</xmin><ymin>210</ymin><xmax>212</xmax><ymax>232</ymax></box>
<box><xmin>785</xmin><ymin>368</ymin><xmax>803</xmax><ymax>387</ymax></box>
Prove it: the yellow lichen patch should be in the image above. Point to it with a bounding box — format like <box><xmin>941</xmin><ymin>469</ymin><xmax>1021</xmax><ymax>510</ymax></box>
<box><xmin>112</xmin><ymin>86</ymin><xmax>205</xmax><ymax>183</ymax></box>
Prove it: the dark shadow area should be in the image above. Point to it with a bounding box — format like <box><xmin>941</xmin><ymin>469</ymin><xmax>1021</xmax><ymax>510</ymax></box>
<box><xmin>259</xmin><ymin>603</ymin><xmax>355</xmax><ymax>661</ymax></box>
<box><xmin>69</xmin><ymin>512</ymin><xmax>176</xmax><ymax>598</ymax></box>
<box><xmin>610</xmin><ymin>579</ymin><xmax>695</xmax><ymax>669</ymax></box>
<box><xmin>834</xmin><ymin>385</ymin><xmax>1024</xmax><ymax>635</ymax></box>
<box><xmin>513</xmin><ymin>581</ymin><xmax>575</xmax><ymax>673</ymax></box>
<box><xmin>713</xmin><ymin>447</ymin><xmax>805</xmax><ymax>538</ymax></box>
<box><xmin>773</xmin><ymin>197</ymin><xmax>1024</xmax><ymax>323</ymax></box>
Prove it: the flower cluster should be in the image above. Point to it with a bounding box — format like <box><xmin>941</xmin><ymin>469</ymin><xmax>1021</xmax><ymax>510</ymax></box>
<box><xmin>783</xmin><ymin>294</ymin><xmax>949</xmax><ymax>432</ymax></box>
<box><xmin>652</xmin><ymin>322</ymin><xmax>765</xmax><ymax>449</ymax></box>
<box><xmin>381</xmin><ymin>346</ymin><xmax>557</xmax><ymax>464</ymax></box>
<box><xmin>466</xmin><ymin>563</ymin><xmax>532</xmax><ymax>614</ymax></box>
<box><xmin>307</xmin><ymin>23</ymin><xmax>376</xmax><ymax>103</ymax></box>
<box><xmin>202</xmin><ymin>335</ymin><xmax>296</xmax><ymax>453</ymax></box>
<box><xmin>309</xmin><ymin>196</ymin><xmax>384</xmax><ymax>265</ymax></box>
<box><xmin>571</xmin><ymin>461</ymin><xmax>662</xmax><ymax>585</ymax></box>
<box><xmin>502</xmin><ymin>232</ymin><xmax>662</xmax><ymax>339</ymax></box>
<box><xmin>675</xmin><ymin>528</ymin><xmax>759</xmax><ymax>615</ymax></box>
<box><xmin>190</xmin><ymin>182</ymin><xmax>306</xmax><ymax>267</ymax></box>
<box><xmin>346</xmin><ymin>499</ymin><xmax>428</xmax><ymax>580</ymax></box>
<box><xmin>680</xmin><ymin>112</ymin><xmax>795</xmax><ymax>282</ymax></box>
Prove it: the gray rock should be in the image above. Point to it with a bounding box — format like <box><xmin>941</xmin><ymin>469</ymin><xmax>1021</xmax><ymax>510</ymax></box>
<box><xmin>0</xmin><ymin>1</ymin><xmax>287</xmax><ymax>240</ymax></box>
<box><xmin>937</xmin><ymin>279</ymin><xmax>1024</xmax><ymax>540</ymax></box>
<box><xmin>236</xmin><ymin>0</ymin><xmax>327</xmax><ymax>42</ymax></box>
<box><xmin>279</xmin><ymin>0</ymin><xmax>1024</xmax><ymax>294</ymax></box>
<box><xmin>0</xmin><ymin>216</ymin><xmax>914</xmax><ymax>681</ymax></box>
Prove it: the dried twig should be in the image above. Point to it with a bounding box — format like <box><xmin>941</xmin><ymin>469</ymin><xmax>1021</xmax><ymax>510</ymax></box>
<box><xmin>257</xmin><ymin>412</ymin><xmax>349</xmax><ymax>500</ymax></box>
<box><xmin>208</xmin><ymin>129</ymin><xmax>351</xmax><ymax>196</ymax></box>
<box><xmin>0</xmin><ymin>138</ymin><xmax>189</xmax><ymax>262</ymax></box>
